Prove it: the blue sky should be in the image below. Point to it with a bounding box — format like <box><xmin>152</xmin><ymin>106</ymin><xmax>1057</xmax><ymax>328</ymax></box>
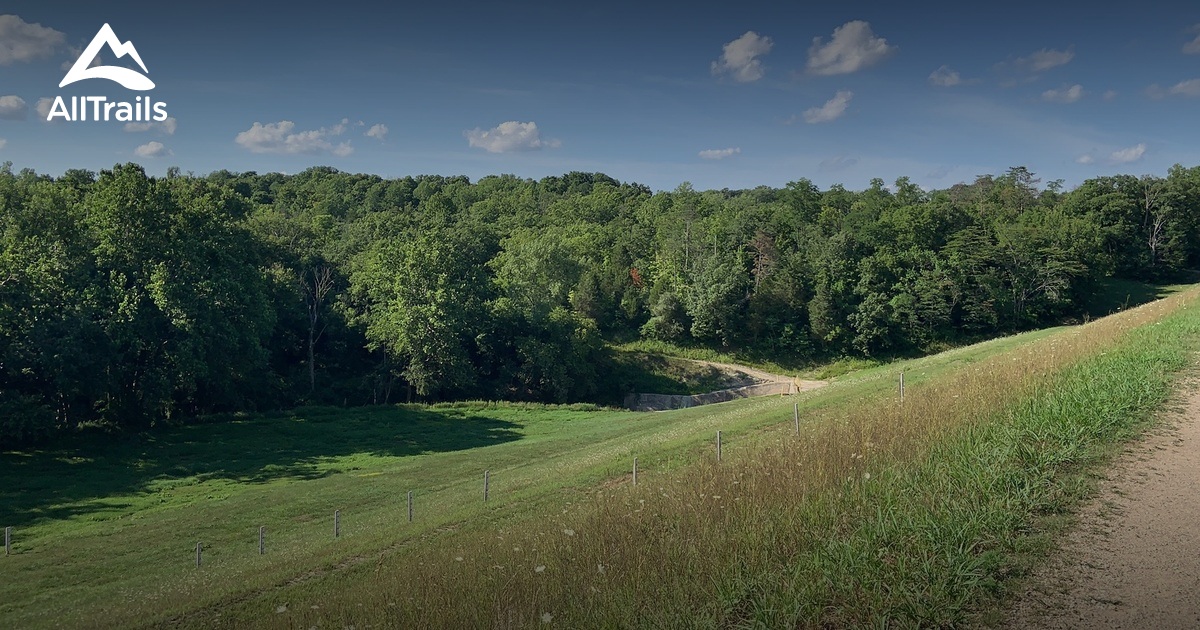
<box><xmin>1</xmin><ymin>1</ymin><xmax>1198</xmax><ymax>191</ymax></box>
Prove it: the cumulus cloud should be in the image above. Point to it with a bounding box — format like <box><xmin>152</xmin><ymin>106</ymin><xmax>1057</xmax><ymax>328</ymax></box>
<box><xmin>1103</xmin><ymin>90</ymin><xmax>1118</xmax><ymax>101</ymax></box>
<box><xmin>34</xmin><ymin>97</ymin><xmax>57</xmax><ymax>122</ymax></box>
<box><xmin>1014</xmin><ymin>48</ymin><xmax>1074</xmax><ymax>73</ymax></box>
<box><xmin>803</xmin><ymin>90</ymin><xmax>853</xmax><ymax>124</ymax></box>
<box><xmin>1076</xmin><ymin>154</ymin><xmax>1095</xmax><ymax>165</ymax></box>
<box><xmin>1042</xmin><ymin>84</ymin><xmax>1085</xmax><ymax>103</ymax></box>
<box><xmin>0</xmin><ymin>138</ymin><xmax>6</xmax><ymax>150</ymax></box>
<box><xmin>124</xmin><ymin>117</ymin><xmax>177</xmax><ymax>135</ymax></box>
<box><xmin>928</xmin><ymin>65</ymin><xmax>961</xmax><ymax>87</ymax></box>
<box><xmin>1185</xmin><ymin>24</ymin><xmax>1200</xmax><ymax>54</ymax></box>
<box><xmin>465</xmin><ymin>121</ymin><xmax>559</xmax><ymax>153</ymax></box>
<box><xmin>235</xmin><ymin>119</ymin><xmax>354</xmax><ymax>156</ymax></box>
<box><xmin>1149</xmin><ymin>79</ymin><xmax>1200</xmax><ymax>98</ymax></box>
<box><xmin>134</xmin><ymin>141</ymin><xmax>171</xmax><ymax>158</ymax></box>
<box><xmin>711</xmin><ymin>31</ymin><xmax>773</xmax><ymax>82</ymax></box>
<box><xmin>698</xmin><ymin>147</ymin><xmax>740</xmax><ymax>160</ymax></box>
<box><xmin>0</xmin><ymin>95</ymin><xmax>27</xmax><ymax>120</ymax></box>
<box><xmin>365</xmin><ymin>123</ymin><xmax>388</xmax><ymax>140</ymax></box>
<box><xmin>1110</xmin><ymin>143</ymin><xmax>1146</xmax><ymax>164</ymax></box>
<box><xmin>0</xmin><ymin>15</ymin><xmax>65</xmax><ymax>65</ymax></box>
<box><xmin>806</xmin><ymin>21</ymin><xmax>896</xmax><ymax>76</ymax></box>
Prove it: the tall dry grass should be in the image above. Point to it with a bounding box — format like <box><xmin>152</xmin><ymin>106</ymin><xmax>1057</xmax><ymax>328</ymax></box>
<box><xmin>247</xmin><ymin>290</ymin><xmax>1198</xmax><ymax>629</ymax></box>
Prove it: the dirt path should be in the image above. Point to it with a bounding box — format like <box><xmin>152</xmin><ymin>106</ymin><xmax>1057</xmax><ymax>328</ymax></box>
<box><xmin>999</xmin><ymin>378</ymin><xmax>1200</xmax><ymax>629</ymax></box>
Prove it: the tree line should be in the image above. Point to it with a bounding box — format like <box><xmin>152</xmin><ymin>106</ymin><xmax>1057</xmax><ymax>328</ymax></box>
<box><xmin>2</xmin><ymin>161</ymin><xmax>1199</xmax><ymax>443</ymax></box>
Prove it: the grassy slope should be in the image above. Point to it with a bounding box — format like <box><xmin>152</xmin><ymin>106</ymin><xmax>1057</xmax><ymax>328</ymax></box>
<box><xmin>605</xmin><ymin>351</ymin><xmax>744</xmax><ymax>397</ymax></box>
<box><xmin>236</xmin><ymin>291</ymin><xmax>1200</xmax><ymax>628</ymax></box>
<box><xmin>2</xmin><ymin>326</ymin><xmax>1062</xmax><ymax>628</ymax></box>
<box><xmin>2</xmin><ymin>284</ymin><xmax>1196</xmax><ymax>628</ymax></box>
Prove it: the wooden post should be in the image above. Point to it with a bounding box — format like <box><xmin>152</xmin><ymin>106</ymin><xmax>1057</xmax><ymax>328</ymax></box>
<box><xmin>195</xmin><ymin>542</ymin><xmax>202</xmax><ymax>567</ymax></box>
<box><xmin>632</xmin><ymin>457</ymin><xmax>638</xmax><ymax>486</ymax></box>
<box><xmin>334</xmin><ymin>510</ymin><xmax>341</xmax><ymax>538</ymax></box>
<box><xmin>794</xmin><ymin>403</ymin><xmax>800</xmax><ymax>434</ymax></box>
<box><xmin>716</xmin><ymin>430</ymin><xmax>722</xmax><ymax>462</ymax></box>
<box><xmin>258</xmin><ymin>526</ymin><xmax>265</xmax><ymax>555</ymax></box>
<box><xmin>484</xmin><ymin>470</ymin><xmax>490</xmax><ymax>502</ymax></box>
<box><xmin>407</xmin><ymin>490</ymin><xmax>414</xmax><ymax>522</ymax></box>
<box><xmin>899</xmin><ymin>371</ymin><xmax>905</xmax><ymax>403</ymax></box>
<box><xmin>4</xmin><ymin>526</ymin><xmax>10</xmax><ymax>556</ymax></box>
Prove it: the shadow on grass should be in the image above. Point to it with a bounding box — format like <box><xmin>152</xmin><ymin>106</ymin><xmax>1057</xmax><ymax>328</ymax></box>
<box><xmin>1082</xmin><ymin>278</ymin><xmax>1181</xmax><ymax>320</ymax></box>
<box><xmin>0</xmin><ymin>405</ymin><xmax>520</xmax><ymax>527</ymax></box>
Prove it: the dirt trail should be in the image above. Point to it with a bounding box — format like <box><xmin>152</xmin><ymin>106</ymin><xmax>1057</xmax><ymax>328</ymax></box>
<box><xmin>1000</xmin><ymin>378</ymin><xmax>1200</xmax><ymax>629</ymax></box>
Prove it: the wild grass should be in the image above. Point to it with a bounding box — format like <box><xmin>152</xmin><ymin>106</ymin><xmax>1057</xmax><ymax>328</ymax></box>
<box><xmin>2</xmin><ymin>289</ymin><xmax>1195</xmax><ymax>628</ymax></box>
<box><xmin>240</xmin><ymin>289</ymin><xmax>1200</xmax><ymax>629</ymax></box>
<box><xmin>607</xmin><ymin>351</ymin><xmax>755</xmax><ymax>397</ymax></box>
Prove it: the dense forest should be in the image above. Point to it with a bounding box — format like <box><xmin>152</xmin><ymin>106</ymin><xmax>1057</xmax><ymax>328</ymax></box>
<box><xmin>2</xmin><ymin>161</ymin><xmax>1199</xmax><ymax>443</ymax></box>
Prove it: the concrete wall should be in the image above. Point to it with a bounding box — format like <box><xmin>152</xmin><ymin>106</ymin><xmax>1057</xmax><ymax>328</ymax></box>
<box><xmin>624</xmin><ymin>380</ymin><xmax>797</xmax><ymax>411</ymax></box>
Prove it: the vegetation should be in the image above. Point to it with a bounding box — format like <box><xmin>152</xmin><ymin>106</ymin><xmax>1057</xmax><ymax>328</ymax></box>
<box><xmin>4</xmin><ymin>162</ymin><xmax>1200</xmax><ymax>443</ymax></box>
<box><xmin>0</xmin><ymin>288</ymin><xmax>1193</xmax><ymax>628</ymax></box>
<box><xmin>247</xmin><ymin>290</ymin><xmax>1199</xmax><ymax>629</ymax></box>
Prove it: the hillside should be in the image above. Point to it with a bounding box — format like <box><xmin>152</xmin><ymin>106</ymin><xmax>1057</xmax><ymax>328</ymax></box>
<box><xmin>3</xmin><ymin>288</ymin><xmax>1198</xmax><ymax>627</ymax></box>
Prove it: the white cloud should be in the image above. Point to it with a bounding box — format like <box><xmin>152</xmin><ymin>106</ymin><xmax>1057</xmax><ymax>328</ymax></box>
<box><xmin>1184</xmin><ymin>25</ymin><xmax>1200</xmax><ymax>54</ymax></box>
<box><xmin>465</xmin><ymin>121</ymin><xmax>559</xmax><ymax>153</ymax></box>
<box><xmin>1103</xmin><ymin>90</ymin><xmax>1118</xmax><ymax>101</ymax></box>
<box><xmin>0</xmin><ymin>15</ymin><xmax>65</xmax><ymax>65</ymax></box>
<box><xmin>711</xmin><ymin>31</ymin><xmax>773</xmax><ymax>82</ymax></box>
<box><xmin>365</xmin><ymin>123</ymin><xmax>388</xmax><ymax>140</ymax></box>
<box><xmin>819</xmin><ymin>155</ymin><xmax>858</xmax><ymax>172</ymax></box>
<box><xmin>34</xmin><ymin>97</ymin><xmax>56</xmax><ymax>122</ymax></box>
<box><xmin>124</xmin><ymin>117</ymin><xmax>177</xmax><ymax>135</ymax></box>
<box><xmin>698</xmin><ymin>147</ymin><xmax>740</xmax><ymax>160</ymax></box>
<box><xmin>0</xmin><ymin>95</ymin><xmax>27</xmax><ymax>120</ymax></box>
<box><xmin>1042</xmin><ymin>84</ymin><xmax>1085</xmax><ymax>103</ymax></box>
<box><xmin>803</xmin><ymin>90</ymin><xmax>853</xmax><ymax>124</ymax></box>
<box><xmin>134</xmin><ymin>141</ymin><xmax>171</xmax><ymax>158</ymax></box>
<box><xmin>0</xmin><ymin>138</ymin><xmax>6</xmax><ymax>150</ymax></box>
<box><xmin>1169</xmin><ymin>78</ymin><xmax>1200</xmax><ymax>96</ymax></box>
<box><xmin>928</xmin><ymin>65</ymin><xmax>961</xmax><ymax>87</ymax></box>
<box><xmin>1110</xmin><ymin>143</ymin><xmax>1146</xmax><ymax>164</ymax></box>
<box><xmin>806</xmin><ymin>21</ymin><xmax>896</xmax><ymax>76</ymax></box>
<box><xmin>1015</xmin><ymin>48</ymin><xmax>1074</xmax><ymax>72</ymax></box>
<box><xmin>1076</xmin><ymin>154</ymin><xmax>1095</xmax><ymax>164</ymax></box>
<box><xmin>235</xmin><ymin>119</ymin><xmax>354</xmax><ymax>156</ymax></box>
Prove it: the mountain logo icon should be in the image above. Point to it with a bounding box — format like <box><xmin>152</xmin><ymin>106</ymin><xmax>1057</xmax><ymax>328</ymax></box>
<box><xmin>59</xmin><ymin>24</ymin><xmax>155</xmax><ymax>91</ymax></box>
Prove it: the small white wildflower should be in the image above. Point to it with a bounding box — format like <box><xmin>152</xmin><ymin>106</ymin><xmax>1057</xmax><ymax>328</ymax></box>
<box><xmin>535</xmin><ymin>565</ymin><xmax>546</xmax><ymax>573</ymax></box>
<box><xmin>455</xmin><ymin>556</ymin><xmax>463</xmax><ymax>562</ymax></box>
<box><xmin>542</xmin><ymin>612</ymin><xmax>553</xmax><ymax>623</ymax></box>
<box><xmin>563</xmin><ymin>528</ymin><xmax>575</xmax><ymax>537</ymax></box>
<box><xmin>863</xmin><ymin>472</ymin><xmax>871</xmax><ymax>481</ymax></box>
<box><xmin>275</xmin><ymin>604</ymin><xmax>288</xmax><ymax>614</ymax></box>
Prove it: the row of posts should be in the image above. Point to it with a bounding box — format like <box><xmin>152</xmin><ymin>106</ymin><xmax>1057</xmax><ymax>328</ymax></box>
<box><xmin>11</xmin><ymin>379</ymin><xmax>909</xmax><ymax>564</ymax></box>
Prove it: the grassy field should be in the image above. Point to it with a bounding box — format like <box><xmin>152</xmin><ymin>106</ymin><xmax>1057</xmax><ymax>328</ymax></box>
<box><xmin>2</xmin><ymin>287</ymin><xmax>1198</xmax><ymax>628</ymax></box>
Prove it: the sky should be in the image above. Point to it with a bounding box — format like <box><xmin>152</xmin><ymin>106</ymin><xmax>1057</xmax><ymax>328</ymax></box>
<box><xmin>0</xmin><ymin>1</ymin><xmax>1198</xmax><ymax>192</ymax></box>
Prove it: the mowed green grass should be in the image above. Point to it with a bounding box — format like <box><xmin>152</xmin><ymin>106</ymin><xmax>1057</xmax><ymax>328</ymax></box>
<box><xmin>0</xmin><ymin>324</ymin><xmax>1067</xmax><ymax>628</ymax></box>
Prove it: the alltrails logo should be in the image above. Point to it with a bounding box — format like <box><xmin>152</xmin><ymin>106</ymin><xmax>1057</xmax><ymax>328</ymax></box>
<box><xmin>46</xmin><ymin>23</ymin><xmax>169</xmax><ymax>123</ymax></box>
